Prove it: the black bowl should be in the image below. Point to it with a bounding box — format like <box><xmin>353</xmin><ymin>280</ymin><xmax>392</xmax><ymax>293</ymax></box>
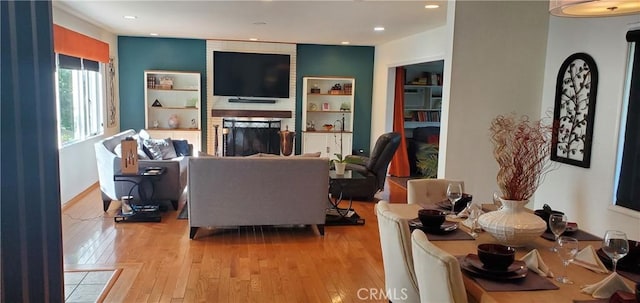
<box><xmin>534</xmin><ymin>209</ymin><xmax>565</xmax><ymax>233</ymax></box>
<box><xmin>418</xmin><ymin>209</ymin><xmax>446</xmax><ymax>228</ymax></box>
<box><xmin>477</xmin><ymin>243</ymin><xmax>516</xmax><ymax>270</ymax></box>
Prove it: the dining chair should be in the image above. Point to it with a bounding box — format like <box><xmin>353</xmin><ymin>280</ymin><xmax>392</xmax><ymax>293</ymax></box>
<box><xmin>411</xmin><ymin>229</ymin><xmax>469</xmax><ymax>303</ymax></box>
<box><xmin>407</xmin><ymin>179</ymin><xmax>464</xmax><ymax>205</ymax></box>
<box><xmin>376</xmin><ymin>200</ymin><xmax>420</xmax><ymax>303</ymax></box>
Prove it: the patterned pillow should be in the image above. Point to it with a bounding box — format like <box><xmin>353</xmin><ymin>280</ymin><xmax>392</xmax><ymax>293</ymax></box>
<box><xmin>172</xmin><ymin>140</ymin><xmax>190</xmax><ymax>157</ymax></box>
<box><xmin>143</xmin><ymin>138</ymin><xmax>177</xmax><ymax>160</ymax></box>
<box><xmin>130</xmin><ymin>135</ymin><xmax>151</xmax><ymax>160</ymax></box>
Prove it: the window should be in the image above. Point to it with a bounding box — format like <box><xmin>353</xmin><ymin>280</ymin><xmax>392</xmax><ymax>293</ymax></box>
<box><xmin>55</xmin><ymin>54</ymin><xmax>104</xmax><ymax>146</ymax></box>
<box><xmin>615</xmin><ymin>29</ymin><xmax>640</xmax><ymax>211</ymax></box>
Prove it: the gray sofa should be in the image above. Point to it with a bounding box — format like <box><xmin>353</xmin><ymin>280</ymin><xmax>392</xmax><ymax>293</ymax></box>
<box><xmin>187</xmin><ymin>156</ymin><xmax>329</xmax><ymax>239</ymax></box>
<box><xmin>94</xmin><ymin>129</ymin><xmax>190</xmax><ymax>211</ymax></box>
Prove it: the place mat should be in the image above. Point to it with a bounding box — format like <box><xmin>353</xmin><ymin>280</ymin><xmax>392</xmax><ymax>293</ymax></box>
<box><xmin>458</xmin><ymin>256</ymin><xmax>559</xmax><ymax>292</ymax></box>
<box><xmin>409</xmin><ymin>225</ymin><xmax>475</xmax><ymax>241</ymax></box>
<box><xmin>541</xmin><ymin>230</ymin><xmax>602</xmax><ymax>242</ymax></box>
<box><xmin>618</xmin><ymin>270</ymin><xmax>640</xmax><ymax>284</ymax></box>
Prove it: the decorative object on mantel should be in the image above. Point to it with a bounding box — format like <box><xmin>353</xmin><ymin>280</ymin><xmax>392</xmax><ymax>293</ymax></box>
<box><xmin>168</xmin><ymin>114</ymin><xmax>179</xmax><ymax>129</ymax></box>
<box><xmin>152</xmin><ymin>99</ymin><xmax>162</xmax><ymax>107</ymax></box>
<box><xmin>551</xmin><ymin>52</ymin><xmax>598</xmax><ymax>168</ymax></box>
<box><xmin>478</xmin><ymin>114</ymin><xmax>555</xmax><ymax>247</ymax></box>
<box><xmin>278</xmin><ymin>125</ymin><xmax>295</xmax><ymax>156</ymax></box>
<box><xmin>213</xmin><ymin>124</ymin><xmax>219</xmax><ymax>157</ymax></box>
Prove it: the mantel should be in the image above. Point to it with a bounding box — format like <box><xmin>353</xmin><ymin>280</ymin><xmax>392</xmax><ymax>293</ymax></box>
<box><xmin>211</xmin><ymin>109</ymin><xmax>292</xmax><ymax>118</ymax></box>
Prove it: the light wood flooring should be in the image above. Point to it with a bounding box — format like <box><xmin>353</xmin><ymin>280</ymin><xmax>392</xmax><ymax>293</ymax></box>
<box><xmin>61</xmin><ymin>180</ymin><xmax>408</xmax><ymax>302</ymax></box>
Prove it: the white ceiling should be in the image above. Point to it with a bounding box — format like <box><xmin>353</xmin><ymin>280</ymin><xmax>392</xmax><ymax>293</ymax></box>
<box><xmin>53</xmin><ymin>0</ymin><xmax>448</xmax><ymax>46</ymax></box>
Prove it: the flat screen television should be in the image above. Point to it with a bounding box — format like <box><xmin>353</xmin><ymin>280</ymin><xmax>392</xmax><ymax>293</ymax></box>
<box><xmin>213</xmin><ymin>51</ymin><xmax>290</xmax><ymax>98</ymax></box>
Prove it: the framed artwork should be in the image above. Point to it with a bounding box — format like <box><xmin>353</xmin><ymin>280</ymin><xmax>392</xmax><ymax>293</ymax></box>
<box><xmin>551</xmin><ymin>53</ymin><xmax>598</xmax><ymax>168</ymax></box>
<box><xmin>322</xmin><ymin>102</ymin><xmax>330</xmax><ymax>111</ymax></box>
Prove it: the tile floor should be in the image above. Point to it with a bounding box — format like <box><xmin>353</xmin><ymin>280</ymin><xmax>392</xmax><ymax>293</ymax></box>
<box><xmin>64</xmin><ymin>270</ymin><xmax>115</xmax><ymax>303</ymax></box>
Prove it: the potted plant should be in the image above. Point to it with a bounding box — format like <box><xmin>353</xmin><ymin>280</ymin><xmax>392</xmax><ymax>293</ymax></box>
<box><xmin>333</xmin><ymin>153</ymin><xmax>349</xmax><ymax>175</ymax></box>
<box><xmin>477</xmin><ymin>113</ymin><xmax>556</xmax><ymax>247</ymax></box>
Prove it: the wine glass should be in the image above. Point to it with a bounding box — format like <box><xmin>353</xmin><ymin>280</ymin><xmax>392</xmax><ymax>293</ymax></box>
<box><xmin>446</xmin><ymin>183</ymin><xmax>462</xmax><ymax>215</ymax></box>
<box><xmin>602</xmin><ymin>230</ymin><xmax>629</xmax><ymax>273</ymax></box>
<box><xmin>549</xmin><ymin>214</ymin><xmax>568</xmax><ymax>251</ymax></box>
<box><xmin>556</xmin><ymin>236</ymin><xmax>579</xmax><ymax>284</ymax></box>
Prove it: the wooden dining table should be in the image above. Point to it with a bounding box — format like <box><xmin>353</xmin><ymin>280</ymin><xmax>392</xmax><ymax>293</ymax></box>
<box><xmin>387</xmin><ymin>203</ymin><xmax>636</xmax><ymax>303</ymax></box>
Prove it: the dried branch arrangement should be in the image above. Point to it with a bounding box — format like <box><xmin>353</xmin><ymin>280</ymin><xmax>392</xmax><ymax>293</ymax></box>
<box><xmin>490</xmin><ymin>114</ymin><xmax>554</xmax><ymax>201</ymax></box>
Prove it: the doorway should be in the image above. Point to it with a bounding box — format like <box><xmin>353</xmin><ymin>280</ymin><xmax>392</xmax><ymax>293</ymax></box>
<box><xmin>397</xmin><ymin>60</ymin><xmax>444</xmax><ymax>177</ymax></box>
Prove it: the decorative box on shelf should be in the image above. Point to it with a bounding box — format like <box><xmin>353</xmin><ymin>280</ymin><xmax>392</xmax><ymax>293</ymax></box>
<box><xmin>329</xmin><ymin>90</ymin><xmax>343</xmax><ymax>95</ymax></box>
<box><xmin>158</xmin><ymin>77</ymin><xmax>173</xmax><ymax>89</ymax></box>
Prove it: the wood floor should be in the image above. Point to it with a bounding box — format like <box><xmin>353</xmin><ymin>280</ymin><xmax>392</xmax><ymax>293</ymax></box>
<box><xmin>61</xmin><ymin>180</ymin><xmax>408</xmax><ymax>302</ymax></box>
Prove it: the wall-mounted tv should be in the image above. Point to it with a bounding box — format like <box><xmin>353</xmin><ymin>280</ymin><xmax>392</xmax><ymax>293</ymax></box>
<box><xmin>213</xmin><ymin>51</ymin><xmax>291</xmax><ymax>99</ymax></box>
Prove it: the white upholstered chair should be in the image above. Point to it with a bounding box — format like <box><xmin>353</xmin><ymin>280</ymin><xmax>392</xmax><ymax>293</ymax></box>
<box><xmin>411</xmin><ymin>229</ymin><xmax>469</xmax><ymax>303</ymax></box>
<box><xmin>376</xmin><ymin>201</ymin><xmax>420</xmax><ymax>303</ymax></box>
<box><xmin>407</xmin><ymin>179</ymin><xmax>464</xmax><ymax>206</ymax></box>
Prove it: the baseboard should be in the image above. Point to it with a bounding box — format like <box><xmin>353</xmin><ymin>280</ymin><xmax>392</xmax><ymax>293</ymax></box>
<box><xmin>62</xmin><ymin>182</ymin><xmax>99</xmax><ymax>211</ymax></box>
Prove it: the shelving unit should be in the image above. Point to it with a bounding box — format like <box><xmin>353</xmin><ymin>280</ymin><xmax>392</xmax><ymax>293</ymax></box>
<box><xmin>302</xmin><ymin>76</ymin><xmax>354</xmax><ymax>159</ymax></box>
<box><xmin>404</xmin><ymin>85</ymin><xmax>442</xmax><ymax>135</ymax></box>
<box><xmin>144</xmin><ymin>70</ymin><xmax>201</xmax><ymax>151</ymax></box>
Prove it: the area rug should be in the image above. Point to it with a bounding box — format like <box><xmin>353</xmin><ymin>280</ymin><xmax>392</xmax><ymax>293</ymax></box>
<box><xmin>177</xmin><ymin>203</ymin><xmax>188</xmax><ymax>219</ymax></box>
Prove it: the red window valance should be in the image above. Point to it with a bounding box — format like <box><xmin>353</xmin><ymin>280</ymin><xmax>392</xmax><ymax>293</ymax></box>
<box><xmin>53</xmin><ymin>24</ymin><xmax>109</xmax><ymax>63</ymax></box>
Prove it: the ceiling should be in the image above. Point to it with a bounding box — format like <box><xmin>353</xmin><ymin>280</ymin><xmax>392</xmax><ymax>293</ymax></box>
<box><xmin>53</xmin><ymin>0</ymin><xmax>448</xmax><ymax>46</ymax></box>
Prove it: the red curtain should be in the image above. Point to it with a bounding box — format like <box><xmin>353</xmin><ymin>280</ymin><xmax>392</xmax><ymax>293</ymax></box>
<box><xmin>53</xmin><ymin>25</ymin><xmax>109</xmax><ymax>63</ymax></box>
<box><xmin>389</xmin><ymin>66</ymin><xmax>410</xmax><ymax>177</ymax></box>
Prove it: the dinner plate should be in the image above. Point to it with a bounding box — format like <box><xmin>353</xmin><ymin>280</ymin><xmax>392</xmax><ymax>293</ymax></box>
<box><xmin>408</xmin><ymin>218</ymin><xmax>458</xmax><ymax>234</ymax></box>
<box><xmin>460</xmin><ymin>254</ymin><xmax>528</xmax><ymax>280</ymax></box>
<box><xmin>465</xmin><ymin>254</ymin><xmax>527</xmax><ymax>274</ymax></box>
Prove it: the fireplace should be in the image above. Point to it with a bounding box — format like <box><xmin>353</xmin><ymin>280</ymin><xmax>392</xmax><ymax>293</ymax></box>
<box><xmin>223</xmin><ymin>119</ymin><xmax>281</xmax><ymax>156</ymax></box>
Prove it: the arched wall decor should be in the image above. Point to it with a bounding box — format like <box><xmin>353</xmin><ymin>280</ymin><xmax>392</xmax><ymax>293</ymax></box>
<box><xmin>551</xmin><ymin>52</ymin><xmax>598</xmax><ymax>168</ymax></box>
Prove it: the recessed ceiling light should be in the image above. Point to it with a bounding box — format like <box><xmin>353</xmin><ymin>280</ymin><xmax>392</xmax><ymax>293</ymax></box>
<box><xmin>253</xmin><ymin>22</ymin><xmax>267</xmax><ymax>25</ymax></box>
<box><xmin>424</xmin><ymin>4</ymin><xmax>439</xmax><ymax>9</ymax></box>
<box><xmin>249</xmin><ymin>38</ymin><xmax>258</xmax><ymax>41</ymax></box>
<box><xmin>374</xmin><ymin>26</ymin><xmax>385</xmax><ymax>31</ymax></box>
<box><xmin>149</xmin><ymin>33</ymin><xmax>158</xmax><ymax>36</ymax></box>
<box><xmin>123</xmin><ymin>15</ymin><xmax>137</xmax><ymax>20</ymax></box>
<box><xmin>341</xmin><ymin>41</ymin><xmax>350</xmax><ymax>45</ymax></box>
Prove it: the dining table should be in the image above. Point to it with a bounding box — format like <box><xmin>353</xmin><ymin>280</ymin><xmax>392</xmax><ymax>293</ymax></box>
<box><xmin>386</xmin><ymin>203</ymin><xmax>637</xmax><ymax>303</ymax></box>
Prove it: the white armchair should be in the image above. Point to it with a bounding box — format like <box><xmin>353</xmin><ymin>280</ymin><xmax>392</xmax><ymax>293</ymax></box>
<box><xmin>375</xmin><ymin>201</ymin><xmax>420</xmax><ymax>303</ymax></box>
<box><xmin>407</xmin><ymin>179</ymin><xmax>464</xmax><ymax>206</ymax></box>
<box><xmin>411</xmin><ymin>229</ymin><xmax>468</xmax><ymax>303</ymax></box>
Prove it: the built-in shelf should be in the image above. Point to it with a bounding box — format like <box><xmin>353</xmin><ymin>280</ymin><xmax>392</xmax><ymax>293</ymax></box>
<box><xmin>306</xmin><ymin>110</ymin><xmax>352</xmax><ymax>114</ymax></box>
<box><xmin>303</xmin><ymin>130</ymin><xmax>353</xmax><ymax>134</ymax></box>
<box><xmin>150</xmin><ymin>106</ymin><xmax>199</xmax><ymax>110</ymax></box>
<box><xmin>307</xmin><ymin>93</ymin><xmax>352</xmax><ymax>96</ymax></box>
<box><xmin>148</xmin><ymin>88</ymin><xmax>199</xmax><ymax>92</ymax></box>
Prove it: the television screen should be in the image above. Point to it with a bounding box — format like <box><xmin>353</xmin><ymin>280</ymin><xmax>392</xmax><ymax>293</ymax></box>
<box><xmin>213</xmin><ymin>51</ymin><xmax>290</xmax><ymax>98</ymax></box>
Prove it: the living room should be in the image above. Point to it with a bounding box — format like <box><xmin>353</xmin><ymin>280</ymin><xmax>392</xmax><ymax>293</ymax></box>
<box><xmin>4</xmin><ymin>0</ymin><xmax>640</xmax><ymax>301</ymax></box>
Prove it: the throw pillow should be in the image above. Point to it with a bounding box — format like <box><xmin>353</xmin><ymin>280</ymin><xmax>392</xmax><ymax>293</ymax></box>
<box><xmin>172</xmin><ymin>140</ymin><xmax>190</xmax><ymax>157</ymax></box>
<box><xmin>143</xmin><ymin>138</ymin><xmax>177</xmax><ymax>160</ymax></box>
<box><xmin>114</xmin><ymin>143</ymin><xmax>123</xmax><ymax>158</ymax></box>
<box><xmin>131</xmin><ymin>135</ymin><xmax>151</xmax><ymax>160</ymax></box>
<box><xmin>138</xmin><ymin>129</ymin><xmax>151</xmax><ymax>140</ymax></box>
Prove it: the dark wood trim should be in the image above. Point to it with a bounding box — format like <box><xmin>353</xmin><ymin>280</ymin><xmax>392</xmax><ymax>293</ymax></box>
<box><xmin>211</xmin><ymin>109</ymin><xmax>292</xmax><ymax>118</ymax></box>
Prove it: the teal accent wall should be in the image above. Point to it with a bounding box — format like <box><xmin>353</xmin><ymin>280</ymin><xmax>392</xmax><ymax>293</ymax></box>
<box><xmin>118</xmin><ymin>37</ymin><xmax>207</xmax><ymax>148</ymax></box>
<box><xmin>296</xmin><ymin>44</ymin><xmax>375</xmax><ymax>155</ymax></box>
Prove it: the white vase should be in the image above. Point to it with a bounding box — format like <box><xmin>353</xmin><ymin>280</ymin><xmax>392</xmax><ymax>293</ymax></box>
<box><xmin>168</xmin><ymin>114</ymin><xmax>179</xmax><ymax>129</ymax></box>
<box><xmin>477</xmin><ymin>198</ymin><xmax>546</xmax><ymax>247</ymax></box>
<box><xmin>334</xmin><ymin>162</ymin><xmax>346</xmax><ymax>175</ymax></box>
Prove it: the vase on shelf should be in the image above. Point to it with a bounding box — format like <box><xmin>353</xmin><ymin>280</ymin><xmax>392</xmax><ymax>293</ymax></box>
<box><xmin>168</xmin><ymin>114</ymin><xmax>179</xmax><ymax>129</ymax></box>
<box><xmin>477</xmin><ymin>198</ymin><xmax>546</xmax><ymax>247</ymax></box>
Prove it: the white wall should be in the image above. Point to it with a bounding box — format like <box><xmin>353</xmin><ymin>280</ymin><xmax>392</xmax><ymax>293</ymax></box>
<box><xmin>53</xmin><ymin>7</ymin><xmax>119</xmax><ymax>204</ymax></box>
<box><xmin>535</xmin><ymin>15</ymin><xmax>640</xmax><ymax>239</ymax></box>
<box><xmin>205</xmin><ymin>41</ymin><xmax>296</xmax><ymax>155</ymax></box>
<box><xmin>444</xmin><ymin>1</ymin><xmax>550</xmax><ymax>205</ymax></box>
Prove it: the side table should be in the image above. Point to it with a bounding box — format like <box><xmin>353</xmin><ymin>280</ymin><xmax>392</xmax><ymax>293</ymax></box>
<box><xmin>113</xmin><ymin>167</ymin><xmax>166</xmax><ymax>223</ymax></box>
<box><xmin>327</xmin><ymin>170</ymin><xmax>365</xmax><ymax>226</ymax></box>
